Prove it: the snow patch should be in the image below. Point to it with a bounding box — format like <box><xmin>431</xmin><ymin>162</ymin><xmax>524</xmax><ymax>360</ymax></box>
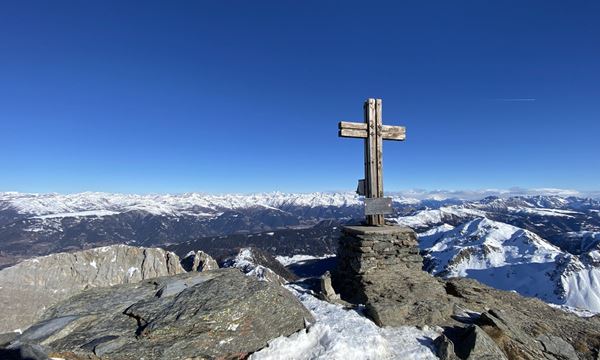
<box><xmin>548</xmin><ymin>303</ymin><xmax>597</xmax><ymax>317</ymax></box>
<box><xmin>33</xmin><ymin>210</ymin><xmax>119</xmax><ymax>219</ymax></box>
<box><xmin>226</xmin><ymin>248</ymin><xmax>281</xmax><ymax>282</ymax></box>
<box><xmin>127</xmin><ymin>267</ymin><xmax>139</xmax><ymax>277</ymax></box>
<box><xmin>506</xmin><ymin>207</ymin><xmax>581</xmax><ymax>218</ymax></box>
<box><xmin>251</xmin><ymin>285</ymin><xmax>439</xmax><ymax>360</ymax></box>
<box><xmin>276</xmin><ymin>254</ymin><xmax>336</xmax><ymax>267</ymax></box>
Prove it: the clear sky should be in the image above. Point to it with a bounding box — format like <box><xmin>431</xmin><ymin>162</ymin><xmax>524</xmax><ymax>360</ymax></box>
<box><xmin>1</xmin><ymin>1</ymin><xmax>598</xmax><ymax>194</ymax></box>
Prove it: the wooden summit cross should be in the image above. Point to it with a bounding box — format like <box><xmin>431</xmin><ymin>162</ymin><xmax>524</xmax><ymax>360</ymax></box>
<box><xmin>338</xmin><ymin>98</ymin><xmax>406</xmax><ymax>226</ymax></box>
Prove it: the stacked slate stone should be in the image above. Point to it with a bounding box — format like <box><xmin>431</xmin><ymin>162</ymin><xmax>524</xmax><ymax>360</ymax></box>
<box><xmin>334</xmin><ymin>226</ymin><xmax>422</xmax><ymax>300</ymax></box>
<box><xmin>332</xmin><ymin>225</ymin><xmax>453</xmax><ymax>327</ymax></box>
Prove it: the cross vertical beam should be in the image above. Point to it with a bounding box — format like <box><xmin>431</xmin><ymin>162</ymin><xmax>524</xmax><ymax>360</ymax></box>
<box><xmin>364</xmin><ymin>99</ymin><xmax>384</xmax><ymax>225</ymax></box>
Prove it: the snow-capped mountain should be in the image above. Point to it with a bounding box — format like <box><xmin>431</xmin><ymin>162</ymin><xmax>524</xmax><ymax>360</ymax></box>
<box><xmin>0</xmin><ymin>191</ymin><xmax>365</xmax><ymax>217</ymax></box>
<box><xmin>396</xmin><ymin>195</ymin><xmax>600</xmax><ymax>254</ymax></box>
<box><xmin>390</xmin><ymin>195</ymin><xmax>600</xmax><ymax>313</ymax></box>
<box><xmin>0</xmin><ymin>192</ymin><xmax>365</xmax><ymax>268</ymax></box>
<box><xmin>420</xmin><ymin>218</ymin><xmax>561</xmax><ymax>277</ymax></box>
<box><xmin>419</xmin><ymin>218</ymin><xmax>600</xmax><ymax>312</ymax></box>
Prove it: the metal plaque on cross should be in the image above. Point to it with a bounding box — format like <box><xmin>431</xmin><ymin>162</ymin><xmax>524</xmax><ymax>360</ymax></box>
<box><xmin>338</xmin><ymin>98</ymin><xmax>406</xmax><ymax>226</ymax></box>
<box><xmin>364</xmin><ymin>197</ymin><xmax>393</xmax><ymax>215</ymax></box>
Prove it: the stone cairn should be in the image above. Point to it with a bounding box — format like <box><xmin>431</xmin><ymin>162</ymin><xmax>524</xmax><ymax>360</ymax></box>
<box><xmin>333</xmin><ymin>225</ymin><xmax>452</xmax><ymax>327</ymax></box>
<box><xmin>334</xmin><ymin>225</ymin><xmax>421</xmax><ymax>299</ymax></box>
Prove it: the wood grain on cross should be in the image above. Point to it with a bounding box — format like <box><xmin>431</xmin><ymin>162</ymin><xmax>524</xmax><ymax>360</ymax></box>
<box><xmin>338</xmin><ymin>98</ymin><xmax>406</xmax><ymax>226</ymax></box>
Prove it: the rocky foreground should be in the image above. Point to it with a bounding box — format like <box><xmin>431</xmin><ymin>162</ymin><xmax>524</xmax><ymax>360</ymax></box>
<box><xmin>8</xmin><ymin>269</ymin><xmax>311</xmax><ymax>359</ymax></box>
<box><xmin>1</xmin><ymin>241</ymin><xmax>600</xmax><ymax>359</ymax></box>
<box><xmin>0</xmin><ymin>245</ymin><xmax>185</xmax><ymax>333</ymax></box>
<box><xmin>0</xmin><ymin>246</ymin><xmax>312</xmax><ymax>359</ymax></box>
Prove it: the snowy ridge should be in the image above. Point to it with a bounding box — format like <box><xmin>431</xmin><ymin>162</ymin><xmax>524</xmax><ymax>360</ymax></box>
<box><xmin>3</xmin><ymin>190</ymin><xmax>597</xmax><ymax>219</ymax></box>
<box><xmin>395</xmin><ymin>207</ymin><xmax>485</xmax><ymax>229</ymax></box>
<box><xmin>32</xmin><ymin>210</ymin><xmax>120</xmax><ymax>219</ymax></box>
<box><xmin>422</xmin><ymin>218</ymin><xmax>562</xmax><ymax>277</ymax></box>
<box><xmin>226</xmin><ymin>248</ymin><xmax>283</xmax><ymax>283</ymax></box>
<box><xmin>504</xmin><ymin>207</ymin><xmax>581</xmax><ymax>218</ymax></box>
<box><xmin>419</xmin><ymin>217</ymin><xmax>600</xmax><ymax>313</ymax></box>
<box><xmin>552</xmin><ymin>254</ymin><xmax>600</xmax><ymax>312</ymax></box>
<box><xmin>0</xmin><ymin>192</ymin><xmax>366</xmax><ymax>217</ymax></box>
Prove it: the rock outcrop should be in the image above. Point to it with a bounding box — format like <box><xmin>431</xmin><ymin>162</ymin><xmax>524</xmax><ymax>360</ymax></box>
<box><xmin>0</xmin><ymin>245</ymin><xmax>184</xmax><ymax>333</ymax></box>
<box><xmin>5</xmin><ymin>269</ymin><xmax>313</xmax><ymax>360</ymax></box>
<box><xmin>443</xmin><ymin>278</ymin><xmax>600</xmax><ymax>359</ymax></box>
<box><xmin>223</xmin><ymin>247</ymin><xmax>298</xmax><ymax>284</ymax></box>
<box><xmin>334</xmin><ymin>225</ymin><xmax>600</xmax><ymax>360</ymax></box>
<box><xmin>180</xmin><ymin>250</ymin><xmax>219</xmax><ymax>272</ymax></box>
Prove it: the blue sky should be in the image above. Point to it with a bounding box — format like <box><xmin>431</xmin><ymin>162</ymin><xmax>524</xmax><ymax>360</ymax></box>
<box><xmin>1</xmin><ymin>1</ymin><xmax>598</xmax><ymax>194</ymax></box>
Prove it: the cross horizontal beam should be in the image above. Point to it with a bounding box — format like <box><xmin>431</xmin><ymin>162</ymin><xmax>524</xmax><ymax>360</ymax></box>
<box><xmin>338</xmin><ymin>121</ymin><xmax>406</xmax><ymax>141</ymax></box>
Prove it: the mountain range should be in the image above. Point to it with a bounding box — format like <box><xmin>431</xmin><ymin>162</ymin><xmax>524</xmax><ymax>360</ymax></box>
<box><xmin>1</xmin><ymin>191</ymin><xmax>600</xmax><ymax>313</ymax></box>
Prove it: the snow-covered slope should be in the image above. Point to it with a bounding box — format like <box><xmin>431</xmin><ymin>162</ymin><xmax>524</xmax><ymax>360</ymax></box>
<box><xmin>422</xmin><ymin>218</ymin><xmax>561</xmax><ymax>276</ymax></box>
<box><xmin>218</xmin><ymin>249</ymin><xmax>439</xmax><ymax>359</ymax></box>
<box><xmin>552</xmin><ymin>253</ymin><xmax>600</xmax><ymax>312</ymax></box>
<box><xmin>419</xmin><ymin>218</ymin><xmax>600</xmax><ymax>313</ymax></box>
<box><xmin>250</xmin><ymin>284</ymin><xmax>439</xmax><ymax>360</ymax></box>
<box><xmin>395</xmin><ymin>207</ymin><xmax>485</xmax><ymax>230</ymax></box>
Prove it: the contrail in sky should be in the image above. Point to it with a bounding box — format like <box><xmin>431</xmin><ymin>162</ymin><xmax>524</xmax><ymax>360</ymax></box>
<box><xmin>494</xmin><ymin>98</ymin><xmax>537</xmax><ymax>102</ymax></box>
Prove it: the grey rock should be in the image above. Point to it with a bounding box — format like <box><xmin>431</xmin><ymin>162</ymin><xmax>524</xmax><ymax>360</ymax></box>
<box><xmin>11</xmin><ymin>316</ymin><xmax>80</xmax><ymax>343</ymax></box>
<box><xmin>0</xmin><ymin>245</ymin><xmax>185</xmax><ymax>333</ymax></box>
<box><xmin>362</xmin><ymin>271</ymin><xmax>454</xmax><ymax>327</ymax></box>
<box><xmin>13</xmin><ymin>269</ymin><xmax>313</xmax><ymax>359</ymax></box>
<box><xmin>180</xmin><ymin>250</ymin><xmax>218</xmax><ymax>272</ymax></box>
<box><xmin>320</xmin><ymin>271</ymin><xmax>340</xmax><ymax>301</ymax></box>
<box><xmin>0</xmin><ymin>332</ymin><xmax>18</xmax><ymax>347</ymax></box>
<box><xmin>0</xmin><ymin>343</ymin><xmax>49</xmax><ymax>360</ymax></box>
<box><xmin>92</xmin><ymin>336</ymin><xmax>130</xmax><ymax>357</ymax></box>
<box><xmin>154</xmin><ymin>274</ymin><xmax>210</xmax><ymax>298</ymax></box>
<box><xmin>443</xmin><ymin>283</ymin><xmax>600</xmax><ymax>359</ymax></box>
<box><xmin>537</xmin><ymin>334</ymin><xmax>579</xmax><ymax>360</ymax></box>
<box><xmin>434</xmin><ymin>334</ymin><xmax>459</xmax><ymax>360</ymax></box>
<box><xmin>459</xmin><ymin>325</ymin><xmax>508</xmax><ymax>360</ymax></box>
